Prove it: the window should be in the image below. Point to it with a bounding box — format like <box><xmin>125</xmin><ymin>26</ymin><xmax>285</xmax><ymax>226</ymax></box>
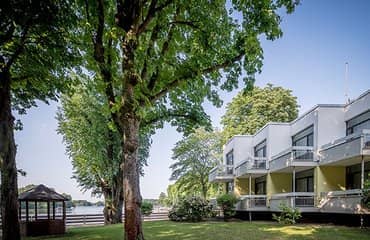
<box><xmin>346</xmin><ymin>162</ymin><xmax>370</xmax><ymax>189</ymax></box>
<box><xmin>295</xmin><ymin>169</ymin><xmax>314</xmax><ymax>192</ymax></box>
<box><xmin>254</xmin><ymin>140</ymin><xmax>266</xmax><ymax>158</ymax></box>
<box><xmin>226</xmin><ymin>181</ymin><xmax>234</xmax><ymax>193</ymax></box>
<box><xmin>255</xmin><ymin>176</ymin><xmax>266</xmax><ymax>195</ymax></box>
<box><xmin>226</xmin><ymin>150</ymin><xmax>233</xmax><ymax>165</ymax></box>
<box><xmin>292</xmin><ymin>125</ymin><xmax>314</xmax><ymax>147</ymax></box>
<box><xmin>225</xmin><ymin>150</ymin><xmax>234</xmax><ymax>174</ymax></box>
<box><xmin>346</xmin><ymin>110</ymin><xmax>370</xmax><ymax>135</ymax></box>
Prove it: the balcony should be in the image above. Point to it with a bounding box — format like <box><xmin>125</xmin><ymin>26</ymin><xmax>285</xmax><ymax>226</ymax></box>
<box><xmin>208</xmin><ymin>164</ymin><xmax>234</xmax><ymax>183</ymax></box>
<box><xmin>319</xmin><ymin>130</ymin><xmax>370</xmax><ymax>165</ymax></box>
<box><xmin>319</xmin><ymin>189</ymin><xmax>365</xmax><ymax>214</ymax></box>
<box><xmin>269</xmin><ymin>146</ymin><xmax>316</xmax><ymax>172</ymax></box>
<box><xmin>269</xmin><ymin>192</ymin><xmax>316</xmax><ymax>212</ymax></box>
<box><xmin>236</xmin><ymin>195</ymin><xmax>268</xmax><ymax>211</ymax></box>
<box><xmin>235</xmin><ymin>157</ymin><xmax>267</xmax><ymax>177</ymax></box>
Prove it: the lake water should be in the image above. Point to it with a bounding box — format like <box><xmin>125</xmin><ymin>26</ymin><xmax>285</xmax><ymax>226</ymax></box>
<box><xmin>68</xmin><ymin>206</ymin><xmax>104</xmax><ymax>215</ymax></box>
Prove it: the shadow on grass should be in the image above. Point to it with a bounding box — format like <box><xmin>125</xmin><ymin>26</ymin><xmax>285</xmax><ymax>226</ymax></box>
<box><xmin>25</xmin><ymin>221</ymin><xmax>370</xmax><ymax>240</ymax></box>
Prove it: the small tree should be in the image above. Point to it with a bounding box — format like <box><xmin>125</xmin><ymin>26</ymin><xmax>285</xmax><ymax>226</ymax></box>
<box><xmin>170</xmin><ymin>129</ymin><xmax>223</xmax><ymax>199</ymax></box>
<box><xmin>216</xmin><ymin>194</ymin><xmax>239</xmax><ymax>220</ymax></box>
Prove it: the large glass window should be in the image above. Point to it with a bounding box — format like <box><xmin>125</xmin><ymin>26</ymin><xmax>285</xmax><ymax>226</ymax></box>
<box><xmin>226</xmin><ymin>150</ymin><xmax>233</xmax><ymax>165</ymax></box>
<box><xmin>295</xmin><ymin>169</ymin><xmax>314</xmax><ymax>192</ymax></box>
<box><xmin>292</xmin><ymin>125</ymin><xmax>314</xmax><ymax>147</ymax></box>
<box><xmin>346</xmin><ymin>162</ymin><xmax>370</xmax><ymax>189</ymax></box>
<box><xmin>226</xmin><ymin>181</ymin><xmax>234</xmax><ymax>194</ymax></box>
<box><xmin>346</xmin><ymin>110</ymin><xmax>370</xmax><ymax>135</ymax></box>
<box><xmin>254</xmin><ymin>140</ymin><xmax>266</xmax><ymax>157</ymax></box>
<box><xmin>255</xmin><ymin>176</ymin><xmax>266</xmax><ymax>195</ymax></box>
<box><xmin>225</xmin><ymin>150</ymin><xmax>234</xmax><ymax>174</ymax></box>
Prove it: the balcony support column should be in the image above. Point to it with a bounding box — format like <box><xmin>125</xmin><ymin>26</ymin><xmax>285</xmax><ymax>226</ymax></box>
<box><xmin>249</xmin><ymin>174</ymin><xmax>252</xmax><ymax>196</ymax></box>
<box><xmin>361</xmin><ymin>155</ymin><xmax>364</xmax><ymax>189</ymax></box>
<box><xmin>292</xmin><ymin>167</ymin><xmax>296</xmax><ymax>207</ymax></box>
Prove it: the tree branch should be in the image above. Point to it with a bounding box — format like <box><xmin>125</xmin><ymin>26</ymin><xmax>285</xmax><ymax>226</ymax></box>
<box><xmin>137</xmin><ymin>0</ymin><xmax>174</xmax><ymax>35</ymax></box>
<box><xmin>149</xmin><ymin>51</ymin><xmax>245</xmax><ymax>102</ymax></box>
<box><xmin>146</xmin><ymin>6</ymin><xmax>179</xmax><ymax>92</ymax></box>
<box><xmin>4</xmin><ymin>25</ymin><xmax>29</xmax><ymax>72</ymax></box>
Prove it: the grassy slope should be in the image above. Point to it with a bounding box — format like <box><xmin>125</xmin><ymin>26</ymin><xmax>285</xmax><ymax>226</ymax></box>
<box><xmin>26</xmin><ymin>221</ymin><xmax>370</xmax><ymax>240</ymax></box>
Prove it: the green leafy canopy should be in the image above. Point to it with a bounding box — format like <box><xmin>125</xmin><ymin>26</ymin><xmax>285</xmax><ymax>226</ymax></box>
<box><xmin>221</xmin><ymin>84</ymin><xmax>299</xmax><ymax>141</ymax></box>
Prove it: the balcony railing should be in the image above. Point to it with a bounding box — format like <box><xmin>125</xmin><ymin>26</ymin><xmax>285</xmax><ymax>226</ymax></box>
<box><xmin>269</xmin><ymin>146</ymin><xmax>315</xmax><ymax>171</ymax></box>
<box><xmin>235</xmin><ymin>157</ymin><xmax>267</xmax><ymax>177</ymax></box>
<box><xmin>319</xmin><ymin>189</ymin><xmax>364</xmax><ymax>214</ymax></box>
<box><xmin>319</xmin><ymin>130</ymin><xmax>370</xmax><ymax>164</ymax></box>
<box><xmin>269</xmin><ymin>192</ymin><xmax>316</xmax><ymax>211</ymax></box>
<box><xmin>236</xmin><ymin>195</ymin><xmax>267</xmax><ymax>210</ymax></box>
<box><xmin>208</xmin><ymin>164</ymin><xmax>234</xmax><ymax>183</ymax></box>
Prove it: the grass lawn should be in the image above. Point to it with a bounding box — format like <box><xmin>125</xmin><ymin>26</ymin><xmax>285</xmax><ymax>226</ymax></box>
<box><xmin>26</xmin><ymin>221</ymin><xmax>370</xmax><ymax>240</ymax></box>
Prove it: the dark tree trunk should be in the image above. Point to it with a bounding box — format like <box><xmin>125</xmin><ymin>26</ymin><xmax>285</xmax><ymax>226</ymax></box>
<box><xmin>0</xmin><ymin>71</ymin><xmax>21</xmax><ymax>240</ymax></box>
<box><xmin>103</xmin><ymin>174</ymin><xmax>124</xmax><ymax>225</ymax></box>
<box><xmin>122</xmin><ymin>112</ymin><xmax>143</xmax><ymax>240</ymax></box>
<box><xmin>111</xmin><ymin>168</ymin><xmax>124</xmax><ymax>224</ymax></box>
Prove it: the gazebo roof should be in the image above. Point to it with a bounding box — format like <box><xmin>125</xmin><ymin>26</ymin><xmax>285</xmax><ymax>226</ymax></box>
<box><xmin>19</xmin><ymin>184</ymin><xmax>68</xmax><ymax>201</ymax></box>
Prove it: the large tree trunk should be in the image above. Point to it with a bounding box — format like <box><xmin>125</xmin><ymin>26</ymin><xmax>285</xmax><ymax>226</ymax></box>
<box><xmin>122</xmin><ymin>112</ymin><xmax>143</xmax><ymax>240</ymax></box>
<box><xmin>0</xmin><ymin>72</ymin><xmax>21</xmax><ymax>240</ymax></box>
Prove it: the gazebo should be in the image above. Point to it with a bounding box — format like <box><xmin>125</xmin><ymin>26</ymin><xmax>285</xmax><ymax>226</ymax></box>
<box><xmin>18</xmin><ymin>184</ymin><xmax>68</xmax><ymax>236</ymax></box>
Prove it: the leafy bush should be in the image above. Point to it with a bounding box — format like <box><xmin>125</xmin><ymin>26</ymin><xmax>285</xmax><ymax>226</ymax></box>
<box><xmin>168</xmin><ymin>196</ymin><xmax>213</xmax><ymax>222</ymax></box>
<box><xmin>362</xmin><ymin>173</ymin><xmax>370</xmax><ymax>209</ymax></box>
<box><xmin>272</xmin><ymin>203</ymin><xmax>301</xmax><ymax>224</ymax></box>
<box><xmin>216</xmin><ymin>193</ymin><xmax>239</xmax><ymax>220</ymax></box>
<box><xmin>141</xmin><ymin>201</ymin><xmax>153</xmax><ymax>216</ymax></box>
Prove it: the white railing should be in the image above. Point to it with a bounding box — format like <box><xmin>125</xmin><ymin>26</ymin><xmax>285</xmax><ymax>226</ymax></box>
<box><xmin>269</xmin><ymin>146</ymin><xmax>315</xmax><ymax>170</ymax></box>
<box><xmin>236</xmin><ymin>195</ymin><xmax>267</xmax><ymax>210</ymax></box>
<box><xmin>319</xmin><ymin>189</ymin><xmax>364</xmax><ymax>214</ymax></box>
<box><xmin>208</xmin><ymin>164</ymin><xmax>234</xmax><ymax>182</ymax></box>
<box><xmin>319</xmin><ymin>130</ymin><xmax>370</xmax><ymax>164</ymax></box>
<box><xmin>269</xmin><ymin>192</ymin><xmax>315</xmax><ymax>210</ymax></box>
<box><xmin>235</xmin><ymin>157</ymin><xmax>267</xmax><ymax>177</ymax></box>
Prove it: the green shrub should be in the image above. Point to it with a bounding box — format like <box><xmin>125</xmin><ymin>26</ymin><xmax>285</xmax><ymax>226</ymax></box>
<box><xmin>168</xmin><ymin>196</ymin><xmax>213</xmax><ymax>222</ymax></box>
<box><xmin>216</xmin><ymin>193</ymin><xmax>239</xmax><ymax>220</ymax></box>
<box><xmin>141</xmin><ymin>201</ymin><xmax>153</xmax><ymax>216</ymax></box>
<box><xmin>272</xmin><ymin>203</ymin><xmax>301</xmax><ymax>224</ymax></box>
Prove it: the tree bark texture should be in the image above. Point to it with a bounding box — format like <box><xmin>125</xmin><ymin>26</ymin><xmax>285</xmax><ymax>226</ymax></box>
<box><xmin>0</xmin><ymin>71</ymin><xmax>21</xmax><ymax>240</ymax></box>
<box><xmin>122</xmin><ymin>113</ymin><xmax>143</xmax><ymax>240</ymax></box>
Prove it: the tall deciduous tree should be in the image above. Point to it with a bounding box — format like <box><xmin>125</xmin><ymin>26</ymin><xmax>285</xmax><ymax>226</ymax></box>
<box><xmin>57</xmin><ymin>80</ymin><xmax>150</xmax><ymax>224</ymax></box>
<box><xmin>0</xmin><ymin>1</ymin><xmax>78</xmax><ymax>239</ymax></box>
<box><xmin>76</xmin><ymin>1</ymin><xmax>299</xmax><ymax>239</ymax></box>
<box><xmin>221</xmin><ymin>84</ymin><xmax>299</xmax><ymax>141</ymax></box>
<box><xmin>170</xmin><ymin>129</ymin><xmax>222</xmax><ymax>199</ymax></box>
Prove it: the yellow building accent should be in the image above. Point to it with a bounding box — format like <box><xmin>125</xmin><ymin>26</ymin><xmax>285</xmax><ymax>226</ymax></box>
<box><xmin>315</xmin><ymin>166</ymin><xmax>346</xmax><ymax>198</ymax></box>
<box><xmin>267</xmin><ymin>173</ymin><xmax>292</xmax><ymax>197</ymax></box>
<box><xmin>234</xmin><ymin>177</ymin><xmax>255</xmax><ymax>196</ymax></box>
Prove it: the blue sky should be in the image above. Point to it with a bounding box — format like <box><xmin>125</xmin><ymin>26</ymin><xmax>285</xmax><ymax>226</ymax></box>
<box><xmin>16</xmin><ymin>0</ymin><xmax>370</xmax><ymax>201</ymax></box>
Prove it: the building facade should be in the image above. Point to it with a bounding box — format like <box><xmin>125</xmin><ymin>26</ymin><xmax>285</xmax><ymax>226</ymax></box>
<box><xmin>209</xmin><ymin>90</ymin><xmax>370</xmax><ymax>218</ymax></box>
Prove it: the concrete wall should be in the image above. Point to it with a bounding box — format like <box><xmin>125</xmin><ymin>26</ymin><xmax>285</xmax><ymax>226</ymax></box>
<box><xmin>224</xmin><ymin>136</ymin><xmax>253</xmax><ymax>166</ymax></box>
<box><xmin>291</xmin><ymin>109</ymin><xmax>318</xmax><ymax>149</ymax></box>
<box><xmin>315</xmin><ymin>166</ymin><xmax>346</xmax><ymax>195</ymax></box>
<box><xmin>266</xmin><ymin>173</ymin><xmax>292</xmax><ymax>197</ymax></box>
<box><xmin>345</xmin><ymin>90</ymin><xmax>370</xmax><ymax>121</ymax></box>
<box><xmin>268</xmin><ymin>125</ymin><xmax>291</xmax><ymax>158</ymax></box>
<box><xmin>234</xmin><ymin>178</ymin><xmax>255</xmax><ymax>196</ymax></box>
<box><xmin>317</xmin><ymin>107</ymin><xmax>346</xmax><ymax>148</ymax></box>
